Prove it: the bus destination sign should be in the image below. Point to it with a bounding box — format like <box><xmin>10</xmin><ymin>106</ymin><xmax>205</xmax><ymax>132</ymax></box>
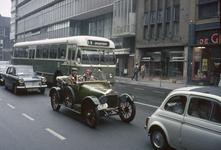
<box><xmin>88</xmin><ymin>40</ymin><xmax>110</xmax><ymax>46</ymax></box>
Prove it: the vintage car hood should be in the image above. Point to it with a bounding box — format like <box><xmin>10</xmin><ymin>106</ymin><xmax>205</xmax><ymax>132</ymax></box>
<box><xmin>81</xmin><ymin>83</ymin><xmax>109</xmax><ymax>94</ymax></box>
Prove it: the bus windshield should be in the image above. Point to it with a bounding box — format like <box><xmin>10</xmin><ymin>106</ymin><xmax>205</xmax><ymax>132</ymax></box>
<box><xmin>81</xmin><ymin>49</ymin><xmax>115</xmax><ymax>65</ymax></box>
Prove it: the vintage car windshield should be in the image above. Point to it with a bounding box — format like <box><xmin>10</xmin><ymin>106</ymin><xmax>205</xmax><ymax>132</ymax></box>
<box><xmin>17</xmin><ymin>67</ymin><xmax>35</xmax><ymax>75</ymax></box>
<box><xmin>81</xmin><ymin>70</ymin><xmax>107</xmax><ymax>82</ymax></box>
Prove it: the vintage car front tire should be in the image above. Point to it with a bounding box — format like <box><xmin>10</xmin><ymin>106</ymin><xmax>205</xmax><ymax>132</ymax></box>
<box><xmin>64</xmin><ymin>86</ymin><xmax>75</xmax><ymax>109</ymax></box>
<box><xmin>119</xmin><ymin>100</ymin><xmax>136</xmax><ymax>123</ymax></box>
<box><xmin>51</xmin><ymin>90</ymin><xmax>61</xmax><ymax>111</ymax></box>
<box><xmin>13</xmin><ymin>84</ymin><xmax>20</xmax><ymax>95</ymax></box>
<box><xmin>150</xmin><ymin>128</ymin><xmax>170</xmax><ymax>150</ymax></box>
<box><xmin>84</xmin><ymin>102</ymin><xmax>100</xmax><ymax>128</ymax></box>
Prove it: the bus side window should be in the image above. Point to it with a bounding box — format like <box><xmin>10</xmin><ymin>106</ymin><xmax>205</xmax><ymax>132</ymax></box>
<box><xmin>68</xmin><ymin>48</ymin><xmax>71</xmax><ymax>60</ymax></box>
<box><xmin>43</xmin><ymin>45</ymin><xmax>49</xmax><ymax>59</ymax></box>
<box><xmin>58</xmin><ymin>44</ymin><xmax>67</xmax><ymax>59</ymax></box>
<box><xmin>72</xmin><ymin>48</ymin><xmax>76</xmax><ymax>60</ymax></box>
<box><xmin>36</xmin><ymin>46</ymin><xmax>43</xmax><ymax>58</ymax></box>
<box><xmin>29</xmin><ymin>50</ymin><xmax>32</xmax><ymax>59</ymax></box>
<box><xmin>32</xmin><ymin>49</ymin><xmax>35</xmax><ymax>59</ymax></box>
<box><xmin>50</xmin><ymin>45</ymin><xmax>58</xmax><ymax>59</ymax></box>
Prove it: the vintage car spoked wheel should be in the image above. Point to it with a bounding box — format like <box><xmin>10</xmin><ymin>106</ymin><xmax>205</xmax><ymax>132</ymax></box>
<box><xmin>51</xmin><ymin>91</ymin><xmax>61</xmax><ymax>111</ymax></box>
<box><xmin>84</xmin><ymin>102</ymin><xmax>99</xmax><ymax>128</ymax></box>
<box><xmin>150</xmin><ymin>128</ymin><xmax>169</xmax><ymax>150</ymax></box>
<box><xmin>119</xmin><ymin>100</ymin><xmax>136</xmax><ymax>123</ymax></box>
<box><xmin>64</xmin><ymin>87</ymin><xmax>75</xmax><ymax>108</ymax></box>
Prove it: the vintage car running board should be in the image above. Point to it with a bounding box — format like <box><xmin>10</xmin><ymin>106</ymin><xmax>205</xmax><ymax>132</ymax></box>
<box><xmin>60</xmin><ymin>104</ymin><xmax>81</xmax><ymax>114</ymax></box>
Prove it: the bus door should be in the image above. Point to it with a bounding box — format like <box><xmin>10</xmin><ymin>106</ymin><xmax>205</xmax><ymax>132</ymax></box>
<box><xmin>29</xmin><ymin>46</ymin><xmax>36</xmax><ymax>66</ymax></box>
<box><xmin>67</xmin><ymin>45</ymin><xmax>77</xmax><ymax>74</ymax></box>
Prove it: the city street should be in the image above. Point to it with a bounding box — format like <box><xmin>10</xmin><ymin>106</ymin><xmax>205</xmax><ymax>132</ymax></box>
<box><xmin>0</xmin><ymin>83</ymin><xmax>171</xmax><ymax>150</ymax></box>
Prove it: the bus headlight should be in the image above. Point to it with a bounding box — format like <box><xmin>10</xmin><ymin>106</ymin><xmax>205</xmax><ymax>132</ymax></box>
<box><xmin>109</xmin><ymin>73</ymin><xmax>113</xmax><ymax>79</ymax></box>
<box><xmin>19</xmin><ymin>78</ymin><xmax>24</xmax><ymax>83</ymax></box>
<box><xmin>41</xmin><ymin>77</ymin><xmax>47</xmax><ymax>82</ymax></box>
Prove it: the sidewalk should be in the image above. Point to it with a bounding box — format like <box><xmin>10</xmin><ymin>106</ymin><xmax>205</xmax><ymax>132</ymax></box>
<box><xmin>115</xmin><ymin>76</ymin><xmax>190</xmax><ymax>91</ymax></box>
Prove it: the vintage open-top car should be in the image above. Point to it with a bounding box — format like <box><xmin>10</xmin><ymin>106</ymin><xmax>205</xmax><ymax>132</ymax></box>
<box><xmin>49</xmin><ymin>71</ymin><xmax>136</xmax><ymax>127</ymax></box>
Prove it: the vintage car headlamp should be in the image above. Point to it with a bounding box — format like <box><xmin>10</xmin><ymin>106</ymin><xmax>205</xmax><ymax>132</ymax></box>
<box><xmin>109</xmin><ymin>73</ymin><xmax>113</xmax><ymax>79</ymax></box>
<box><xmin>19</xmin><ymin>78</ymin><xmax>24</xmax><ymax>83</ymax></box>
<box><xmin>41</xmin><ymin>77</ymin><xmax>47</xmax><ymax>82</ymax></box>
<box><xmin>99</xmin><ymin>95</ymin><xmax>107</xmax><ymax>104</ymax></box>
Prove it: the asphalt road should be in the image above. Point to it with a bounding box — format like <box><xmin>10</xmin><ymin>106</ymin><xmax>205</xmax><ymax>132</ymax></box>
<box><xmin>0</xmin><ymin>83</ymin><xmax>171</xmax><ymax>150</ymax></box>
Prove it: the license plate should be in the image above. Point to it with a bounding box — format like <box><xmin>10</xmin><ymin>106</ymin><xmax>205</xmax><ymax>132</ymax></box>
<box><xmin>27</xmin><ymin>89</ymin><xmax>38</xmax><ymax>92</ymax></box>
<box><xmin>97</xmin><ymin>103</ymin><xmax>108</xmax><ymax>110</ymax></box>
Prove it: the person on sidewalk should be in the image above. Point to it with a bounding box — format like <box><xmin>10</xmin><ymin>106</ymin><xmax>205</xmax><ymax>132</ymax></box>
<box><xmin>131</xmin><ymin>63</ymin><xmax>139</xmax><ymax>81</ymax></box>
<box><xmin>141</xmin><ymin>64</ymin><xmax>146</xmax><ymax>79</ymax></box>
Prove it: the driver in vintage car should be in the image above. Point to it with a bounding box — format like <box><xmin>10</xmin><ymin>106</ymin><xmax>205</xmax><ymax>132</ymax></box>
<box><xmin>66</xmin><ymin>68</ymin><xmax>78</xmax><ymax>84</ymax></box>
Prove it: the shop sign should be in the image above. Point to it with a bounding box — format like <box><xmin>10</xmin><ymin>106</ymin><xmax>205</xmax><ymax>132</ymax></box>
<box><xmin>202</xmin><ymin>59</ymin><xmax>208</xmax><ymax>71</ymax></box>
<box><xmin>199</xmin><ymin>33</ymin><xmax>221</xmax><ymax>44</ymax></box>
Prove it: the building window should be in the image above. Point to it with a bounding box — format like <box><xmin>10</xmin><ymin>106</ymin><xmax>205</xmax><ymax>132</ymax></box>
<box><xmin>0</xmin><ymin>29</ymin><xmax>5</xmax><ymax>37</ymax></box>
<box><xmin>174</xmin><ymin>22</ymin><xmax>179</xmax><ymax>37</ymax></box>
<box><xmin>158</xmin><ymin>24</ymin><xmax>162</xmax><ymax>38</ymax></box>
<box><xmin>198</xmin><ymin>2</ymin><xmax>218</xmax><ymax>19</ymax></box>
<box><xmin>144</xmin><ymin>12</ymin><xmax>149</xmax><ymax>26</ymax></box>
<box><xmin>150</xmin><ymin>11</ymin><xmax>155</xmax><ymax>24</ymax></box>
<box><xmin>150</xmin><ymin>25</ymin><xmax>155</xmax><ymax>39</ymax></box>
<box><xmin>174</xmin><ymin>6</ymin><xmax>180</xmax><ymax>21</ymax></box>
<box><xmin>144</xmin><ymin>26</ymin><xmax>148</xmax><ymax>39</ymax></box>
<box><xmin>192</xmin><ymin>47</ymin><xmax>209</xmax><ymax>80</ymax></box>
<box><xmin>166</xmin><ymin>23</ymin><xmax>170</xmax><ymax>37</ymax></box>
<box><xmin>157</xmin><ymin>10</ymin><xmax>163</xmax><ymax>23</ymax></box>
<box><xmin>166</xmin><ymin>7</ymin><xmax>171</xmax><ymax>22</ymax></box>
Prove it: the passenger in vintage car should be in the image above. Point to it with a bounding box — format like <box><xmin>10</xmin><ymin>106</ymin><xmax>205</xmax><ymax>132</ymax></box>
<box><xmin>66</xmin><ymin>68</ymin><xmax>78</xmax><ymax>84</ymax></box>
<box><xmin>83</xmin><ymin>69</ymin><xmax>95</xmax><ymax>81</ymax></box>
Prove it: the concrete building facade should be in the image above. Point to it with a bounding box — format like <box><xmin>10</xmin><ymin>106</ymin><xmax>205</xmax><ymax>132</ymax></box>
<box><xmin>0</xmin><ymin>15</ymin><xmax>12</xmax><ymax>61</ymax></box>
<box><xmin>135</xmin><ymin>0</ymin><xmax>190</xmax><ymax>82</ymax></box>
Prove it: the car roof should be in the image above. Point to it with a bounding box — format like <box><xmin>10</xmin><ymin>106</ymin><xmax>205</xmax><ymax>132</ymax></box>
<box><xmin>9</xmin><ymin>65</ymin><xmax>33</xmax><ymax>68</ymax></box>
<box><xmin>172</xmin><ymin>86</ymin><xmax>221</xmax><ymax>99</ymax></box>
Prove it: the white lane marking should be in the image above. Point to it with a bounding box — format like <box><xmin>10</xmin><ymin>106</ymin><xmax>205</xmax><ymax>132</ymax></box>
<box><xmin>153</xmin><ymin>91</ymin><xmax>165</xmax><ymax>94</ymax></box>
<box><xmin>7</xmin><ymin>103</ymin><xmax>15</xmax><ymax>109</ymax></box>
<box><xmin>135</xmin><ymin>102</ymin><xmax>159</xmax><ymax>109</ymax></box>
<box><xmin>134</xmin><ymin>88</ymin><xmax>144</xmax><ymax>90</ymax></box>
<box><xmin>22</xmin><ymin>113</ymin><xmax>35</xmax><ymax>121</ymax></box>
<box><xmin>45</xmin><ymin>128</ymin><xmax>66</xmax><ymax>140</ymax></box>
<box><xmin>117</xmin><ymin>85</ymin><xmax>126</xmax><ymax>87</ymax></box>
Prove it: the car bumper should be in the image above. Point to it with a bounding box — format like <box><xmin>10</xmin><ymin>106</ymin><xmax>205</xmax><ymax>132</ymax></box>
<box><xmin>17</xmin><ymin>85</ymin><xmax>47</xmax><ymax>89</ymax></box>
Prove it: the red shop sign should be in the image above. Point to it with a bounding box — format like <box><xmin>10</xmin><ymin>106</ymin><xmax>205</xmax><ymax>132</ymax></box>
<box><xmin>199</xmin><ymin>33</ymin><xmax>221</xmax><ymax>44</ymax></box>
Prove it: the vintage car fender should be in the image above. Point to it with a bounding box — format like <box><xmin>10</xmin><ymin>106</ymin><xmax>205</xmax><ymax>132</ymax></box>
<box><xmin>49</xmin><ymin>86</ymin><xmax>61</xmax><ymax>98</ymax></box>
<box><xmin>82</xmin><ymin>96</ymin><xmax>100</xmax><ymax>108</ymax></box>
<box><xmin>120</xmin><ymin>93</ymin><xmax>136</xmax><ymax>102</ymax></box>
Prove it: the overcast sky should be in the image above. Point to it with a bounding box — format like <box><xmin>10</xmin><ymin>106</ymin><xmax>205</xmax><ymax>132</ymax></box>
<box><xmin>0</xmin><ymin>0</ymin><xmax>11</xmax><ymax>17</ymax></box>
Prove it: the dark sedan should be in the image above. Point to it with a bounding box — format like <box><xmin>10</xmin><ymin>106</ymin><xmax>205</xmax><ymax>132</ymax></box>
<box><xmin>3</xmin><ymin>65</ymin><xmax>47</xmax><ymax>95</ymax></box>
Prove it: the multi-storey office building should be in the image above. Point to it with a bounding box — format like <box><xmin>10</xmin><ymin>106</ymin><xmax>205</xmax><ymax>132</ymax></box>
<box><xmin>0</xmin><ymin>15</ymin><xmax>11</xmax><ymax>61</ymax></box>
<box><xmin>188</xmin><ymin>0</ymin><xmax>220</xmax><ymax>86</ymax></box>
<box><xmin>135</xmin><ymin>0</ymin><xmax>189</xmax><ymax>82</ymax></box>
<box><xmin>10</xmin><ymin>0</ymin><xmax>137</xmax><ymax>76</ymax></box>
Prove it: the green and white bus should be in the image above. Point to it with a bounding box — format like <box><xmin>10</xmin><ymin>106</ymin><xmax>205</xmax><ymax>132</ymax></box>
<box><xmin>12</xmin><ymin>36</ymin><xmax>116</xmax><ymax>85</ymax></box>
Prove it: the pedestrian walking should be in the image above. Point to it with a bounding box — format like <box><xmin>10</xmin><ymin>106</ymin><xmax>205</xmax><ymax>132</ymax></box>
<box><xmin>131</xmin><ymin>63</ymin><xmax>139</xmax><ymax>81</ymax></box>
<box><xmin>141</xmin><ymin>64</ymin><xmax>146</xmax><ymax>79</ymax></box>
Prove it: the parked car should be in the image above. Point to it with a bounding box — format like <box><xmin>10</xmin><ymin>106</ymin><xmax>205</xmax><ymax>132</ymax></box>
<box><xmin>3</xmin><ymin>65</ymin><xmax>47</xmax><ymax>95</ymax></box>
<box><xmin>0</xmin><ymin>61</ymin><xmax>10</xmax><ymax>85</ymax></box>
<box><xmin>49</xmin><ymin>71</ymin><xmax>136</xmax><ymax>128</ymax></box>
<box><xmin>144</xmin><ymin>86</ymin><xmax>221</xmax><ymax>150</ymax></box>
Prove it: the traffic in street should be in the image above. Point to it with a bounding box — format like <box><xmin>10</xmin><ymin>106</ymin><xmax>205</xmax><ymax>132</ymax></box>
<box><xmin>0</xmin><ymin>82</ymin><xmax>169</xmax><ymax>150</ymax></box>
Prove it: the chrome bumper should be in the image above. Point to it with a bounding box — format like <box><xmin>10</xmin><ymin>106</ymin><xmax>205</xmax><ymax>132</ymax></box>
<box><xmin>17</xmin><ymin>85</ymin><xmax>47</xmax><ymax>89</ymax></box>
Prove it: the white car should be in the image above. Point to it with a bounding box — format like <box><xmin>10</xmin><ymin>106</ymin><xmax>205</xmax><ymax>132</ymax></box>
<box><xmin>144</xmin><ymin>86</ymin><xmax>221</xmax><ymax>150</ymax></box>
